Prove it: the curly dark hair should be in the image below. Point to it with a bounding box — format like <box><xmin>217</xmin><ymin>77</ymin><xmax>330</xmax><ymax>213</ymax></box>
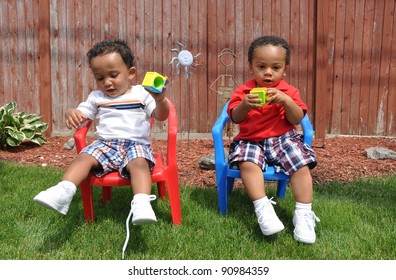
<box><xmin>248</xmin><ymin>35</ymin><xmax>290</xmax><ymax>66</ymax></box>
<box><xmin>87</xmin><ymin>39</ymin><xmax>135</xmax><ymax>68</ymax></box>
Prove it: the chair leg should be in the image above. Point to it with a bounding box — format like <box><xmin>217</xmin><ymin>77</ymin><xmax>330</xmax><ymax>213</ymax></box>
<box><xmin>157</xmin><ymin>181</ymin><xmax>166</xmax><ymax>199</ymax></box>
<box><xmin>80</xmin><ymin>179</ymin><xmax>94</xmax><ymax>222</ymax></box>
<box><xmin>215</xmin><ymin>166</ymin><xmax>229</xmax><ymax>215</ymax></box>
<box><xmin>102</xmin><ymin>186</ymin><xmax>112</xmax><ymax>203</ymax></box>
<box><xmin>218</xmin><ymin>179</ymin><xmax>228</xmax><ymax>215</ymax></box>
<box><xmin>166</xmin><ymin>176</ymin><xmax>182</xmax><ymax>225</ymax></box>
<box><xmin>276</xmin><ymin>180</ymin><xmax>288</xmax><ymax>199</ymax></box>
<box><xmin>226</xmin><ymin>177</ymin><xmax>235</xmax><ymax>194</ymax></box>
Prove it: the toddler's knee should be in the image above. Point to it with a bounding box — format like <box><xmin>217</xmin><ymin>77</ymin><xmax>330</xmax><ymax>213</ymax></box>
<box><xmin>127</xmin><ymin>157</ymin><xmax>149</xmax><ymax>170</ymax></box>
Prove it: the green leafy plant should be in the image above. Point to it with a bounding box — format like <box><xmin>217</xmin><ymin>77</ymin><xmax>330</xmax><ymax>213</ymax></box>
<box><xmin>0</xmin><ymin>102</ymin><xmax>48</xmax><ymax>149</ymax></box>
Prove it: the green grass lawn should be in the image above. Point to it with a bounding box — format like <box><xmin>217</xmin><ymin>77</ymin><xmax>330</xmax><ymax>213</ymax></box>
<box><xmin>0</xmin><ymin>161</ymin><xmax>395</xmax><ymax>260</ymax></box>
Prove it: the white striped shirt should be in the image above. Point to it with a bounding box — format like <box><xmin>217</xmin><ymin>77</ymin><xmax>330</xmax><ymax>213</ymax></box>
<box><xmin>77</xmin><ymin>85</ymin><xmax>156</xmax><ymax>144</ymax></box>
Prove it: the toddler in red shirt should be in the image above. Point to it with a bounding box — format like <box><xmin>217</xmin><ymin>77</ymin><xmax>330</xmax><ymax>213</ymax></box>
<box><xmin>227</xmin><ymin>35</ymin><xmax>319</xmax><ymax>244</ymax></box>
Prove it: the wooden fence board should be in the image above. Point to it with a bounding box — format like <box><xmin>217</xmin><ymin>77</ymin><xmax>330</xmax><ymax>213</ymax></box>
<box><xmin>349</xmin><ymin>0</ymin><xmax>365</xmax><ymax>135</ymax></box>
<box><xmin>389</xmin><ymin>0</ymin><xmax>396</xmax><ymax>136</ymax></box>
<box><xmin>331</xmin><ymin>0</ymin><xmax>346</xmax><ymax>135</ymax></box>
<box><xmin>207</xmin><ymin>0</ymin><xmax>219</xmax><ymax>132</ymax></box>
<box><xmin>314</xmin><ymin>0</ymin><xmax>330</xmax><ymax>141</ymax></box>
<box><xmin>341</xmin><ymin>0</ymin><xmax>354</xmax><ymax>134</ymax></box>
<box><xmin>367</xmin><ymin>0</ymin><xmax>385</xmax><ymax>135</ymax></box>
<box><xmin>378</xmin><ymin>0</ymin><xmax>394</xmax><ymax>136</ymax></box>
<box><xmin>358</xmin><ymin>0</ymin><xmax>373</xmax><ymax>135</ymax></box>
<box><xmin>38</xmin><ymin>0</ymin><xmax>52</xmax><ymax>135</ymax></box>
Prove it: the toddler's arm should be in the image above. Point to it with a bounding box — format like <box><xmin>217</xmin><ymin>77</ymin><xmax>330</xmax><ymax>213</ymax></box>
<box><xmin>231</xmin><ymin>94</ymin><xmax>262</xmax><ymax>123</ymax></box>
<box><xmin>266</xmin><ymin>88</ymin><xmax>304</xmax><ymax>125</ymax></box>
<box><xmin>150</xmin><ymin>80</ymin><xmax>170</xmax><ymax>121</ymax></box>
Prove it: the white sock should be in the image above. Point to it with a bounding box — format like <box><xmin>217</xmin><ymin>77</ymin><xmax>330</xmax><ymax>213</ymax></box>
<box><xmin>295</xmin><ymin>202</ymin><xmax>312</xmax><ymax>211</ymax></box>
<box><xmin>60</xmin><ymin>180</ymin><xmax>77</xmax><ymax>194</ymax></box>
<box><xmin>133</xmin><ymin>193</ymin><xmax>150</xmax><ymax>202</ymax></box>
<box><xmin>253</xmin><ymin>196</ymin><xmax>268</xmax><ymax>210</ymax></box>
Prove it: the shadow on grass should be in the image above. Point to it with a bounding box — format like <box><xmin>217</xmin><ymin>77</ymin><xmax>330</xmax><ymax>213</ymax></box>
<box><xmin>65</xmin><ymin>185</ymin><xmax>172</xmax><ymax>225</ymax></box>
<box><xmin>188</xmin><ymin>184</ymin><xmax>292</xmax><ymax>242</ymax></box>
<box><xmin>37</xmin><ymin>186</ymin><xmax>151</xmax><ymax>256</ymax></box>
<box><xmin>38</xmin><ymin>210</ymin><xmax>84</xmax><ymax>254</ymax></box>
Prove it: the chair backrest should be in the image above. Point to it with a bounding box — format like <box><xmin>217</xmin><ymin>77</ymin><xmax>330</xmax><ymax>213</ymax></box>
<box><xmin>301</xmin><ymin>114</ymin><xmax>314</xmax><ymax>146</ymax></box>
<box><xmin>163</xmin><ymin>99</ymin><xmax>178</xmax><ymax>166</ymax></box>
<box><xmin>211</xmin><ymin>100</ymin><xmax>231</xmax><ymax>169</ymax></box>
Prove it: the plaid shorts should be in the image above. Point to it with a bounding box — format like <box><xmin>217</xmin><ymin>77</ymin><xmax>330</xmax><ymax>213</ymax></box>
<box><xmin>81</xmin><ymin>139</ymin><xmax>155</xmax><ymax>178</ymax></box>
<box><xmin>228</xmin><ymin>129</ymin><xmax>317</xmax><ymax>175</ymax></box>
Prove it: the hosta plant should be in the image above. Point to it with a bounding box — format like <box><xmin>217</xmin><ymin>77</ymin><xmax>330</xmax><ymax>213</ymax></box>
<box><xmin>0</xmin><ymin>102</ymin><xmax>48</xmax><ymax>149</ymax></box>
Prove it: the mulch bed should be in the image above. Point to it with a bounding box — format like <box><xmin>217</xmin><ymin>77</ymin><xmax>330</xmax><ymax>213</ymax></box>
<box><xmin>0</xmin><ymin>136</ymin><xmax>395</xmax><ymax>187</ymax></box>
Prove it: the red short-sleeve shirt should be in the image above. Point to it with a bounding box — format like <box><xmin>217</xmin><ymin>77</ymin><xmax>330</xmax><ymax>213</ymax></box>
<box><xmin>227</xmin><ymin>79</ymin><xmax>308</xmax><ymax>142</ymax></box>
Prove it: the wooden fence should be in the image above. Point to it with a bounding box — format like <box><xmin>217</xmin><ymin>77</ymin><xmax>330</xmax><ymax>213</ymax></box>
<box><xmin>0</xmin><ymin>0</ymin><xmax>395</xmax><ymax>138</ymax></box>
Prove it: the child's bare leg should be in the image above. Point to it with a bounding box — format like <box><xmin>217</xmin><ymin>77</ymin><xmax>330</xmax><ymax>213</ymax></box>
<box><xmin>125</xmin><ymin>158</ymin><xmax>152</xmax><ymax>195</ymax></box>
<box><xmin>125</xmin><ymin>158</ymin><xmax>157</xmax><ymax>224</ymax></box>
<box><xmin>239</xmin><ymin>161</ymin><xmax>284</xmax><ymax>235</ymax></box>
<box><xmin>239</xmin><ymin>161</ymin><xmax>265</xmax><ymax>200</ymax></box>
<box><xmin>62</xmin><ymin>153</ymin><xmax>100</xmax><ymax>186</ymax></box>
<box><xmin>290</xmin><ymin>166</ymin><xmax>313</xmax><ymax>203</ymax></box>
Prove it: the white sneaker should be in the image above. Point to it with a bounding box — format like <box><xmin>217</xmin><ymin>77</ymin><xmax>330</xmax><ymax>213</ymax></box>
<box><xmin>293</xmin><ymin>210</ymin><xmax>320</xmax><ymax>244</ymax></box>
<box><xmin>122</xmin><ymin>194</ymin><xmax>157</xmax><ymax>259</ymax></box>
<box><xmin>33</xmin><ymin>182</ymin><xmax>76</xmax><ymax>215</ymax></box>
<box><xmin>255</xmin><ymin>197</ymin><xmax>285</xmax><ymax>236</ymax></box>
<box><xmin>131</xmin><ymin>194</ymin><xmax>157</xmax><ymax>225</ymax></box>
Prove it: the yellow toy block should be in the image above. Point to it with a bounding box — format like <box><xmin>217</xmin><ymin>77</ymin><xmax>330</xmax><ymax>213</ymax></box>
<box><xmin>142</xmin><ymin>72</ymin><xmax>167</xmax><ymax>93</ymax></box>
<box><xmin>250</xmin><ymin>87</ymin><xmax>267</xmax><ymax>105</ymax></box>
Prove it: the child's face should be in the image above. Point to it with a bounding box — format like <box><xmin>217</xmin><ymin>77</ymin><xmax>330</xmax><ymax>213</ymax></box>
<box><xmin>90</xmin><ymin>52</ymin><xmax>136</xmax><ymax>98</ymax></box>
<box><xmin>249</xmin><ymin>45</ymin><xmax>288</xmax><ymax>88</ymax></box>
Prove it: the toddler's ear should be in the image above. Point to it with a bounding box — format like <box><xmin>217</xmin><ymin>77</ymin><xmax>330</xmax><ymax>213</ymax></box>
<box><xmin>128</xmin><ymin>67</ymin><xmax>137</xmax><ymax>80</ymax></box>
<box><xmin>283</xmin><ymin>65</ymin><xmax>288</xmax><ymax>77</ymax></box>
<box><xmin>248</xmin><ymin>64</ymin><xmax>253</xmax><ymax>75</ymax></box>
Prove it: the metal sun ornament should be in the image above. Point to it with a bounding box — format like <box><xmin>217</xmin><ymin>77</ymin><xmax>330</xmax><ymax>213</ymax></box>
<box><xmin>169</xmin><ymin>41</ymin><xmax>201</xmax><ymax>149</ymax></box>
<box><xmin>169</xmin><ymin>41</ymin><xmax>201</xmax><ymax>78</ymax></box>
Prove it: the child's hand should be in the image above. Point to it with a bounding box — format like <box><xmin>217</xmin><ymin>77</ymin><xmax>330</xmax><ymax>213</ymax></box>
<box><xmin>266</xmin><ymin>88</ymin><xmax>291</xmax><ymax>106</ymax></box>
<box><xmin>148</xmin><ymin>78</ymin><xmax>168</xmax><ymax>102</ymax></box>
<box><xmin>65</xmin><ymin>108</ymin><xmax>88</xmax><ymax>129</ymax></box>
<box><xmin>150</xmin><ymin>78</ymin><xmax>169</xmax><ymax>121</ymax></box>
<box><xmin>242</xmin><ymin>93</ymin><xmax>263</xmax><ymax>110</ymax></box>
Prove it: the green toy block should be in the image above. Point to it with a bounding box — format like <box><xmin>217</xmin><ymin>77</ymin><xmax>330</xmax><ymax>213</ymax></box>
<box><xmin>250</xmin><ymin>87</ymin><xmax>267</xmax><ymax>105</ymax></box>
<box><xmin>142</xmin><ymin>72</ymin><xmax>167</xmax><ymax>93</ymax></box>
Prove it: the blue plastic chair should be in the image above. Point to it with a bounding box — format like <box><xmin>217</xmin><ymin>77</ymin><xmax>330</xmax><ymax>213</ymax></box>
<box><xmin>212</xmin><ymin>100</ymin><xmax>314</xmax><ymax>215</ymax></box>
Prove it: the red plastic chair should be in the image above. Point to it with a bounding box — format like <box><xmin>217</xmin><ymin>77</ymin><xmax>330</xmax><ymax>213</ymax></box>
<box><xmin>73</xmin><ymin>98</ymin><xmax>181</xmax><ymax>225</ymax></box>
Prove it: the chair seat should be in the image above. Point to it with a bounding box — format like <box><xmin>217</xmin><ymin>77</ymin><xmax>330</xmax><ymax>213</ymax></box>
<box><xmin>226</xmin><ymin>166</ymin><xmax>288</xmax><ymax>180</ymax></box>
<box><xmin>88</xmin><ymin>153</ymin><xmax>164</xmax><ymax>186</ymax></box>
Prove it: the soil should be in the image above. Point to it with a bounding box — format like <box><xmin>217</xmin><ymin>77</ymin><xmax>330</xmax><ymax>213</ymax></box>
<box><xmin>0</xmin><ymin>136</ymin><xmax>395</xmax><ymax>187</ymax></box>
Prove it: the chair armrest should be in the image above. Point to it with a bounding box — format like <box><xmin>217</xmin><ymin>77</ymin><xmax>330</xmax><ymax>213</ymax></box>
<box><xmin>301</xmin><ymin>114</ymin><xmax>314</xmax><ymax>146</ymax></box>
<box><xmin>212</xmin><ymin>100</ymin><xmax>231</xmax><ymax>168</ymax></box>
<box><xmin>73</xmin><ymin>120</ymin><xmax>92</xmax><ymax>153</ymax></box>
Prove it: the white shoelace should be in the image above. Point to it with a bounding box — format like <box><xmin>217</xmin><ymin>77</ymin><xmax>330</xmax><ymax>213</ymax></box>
<box><xmin>122</xmin><ymin>195</ymin><xmax>156</xmax><ymax>259</ymax></box>
<box><xmin>256</xmin><ymin>197</ymin><xmax>277</xmax><ymax>223</ymax></box>
<box><xmin>295</xmin><ymin>210</ymin><xmax>320</xmax><ymax>229</ymax></box>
